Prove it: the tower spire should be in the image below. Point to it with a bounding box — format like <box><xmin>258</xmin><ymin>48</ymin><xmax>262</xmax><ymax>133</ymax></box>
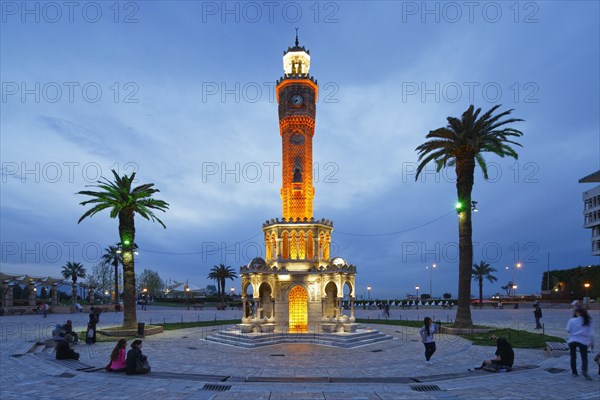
<box><xmin>295</xmin><ymin>27</ymin><xmax>299</xmax><ymax>46</ymax></box>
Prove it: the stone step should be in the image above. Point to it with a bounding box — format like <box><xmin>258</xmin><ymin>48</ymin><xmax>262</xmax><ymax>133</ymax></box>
<box><xmin>204</xmin><ymin>328</ymin><xmax>394</xmax><ymax>349</ymax></box>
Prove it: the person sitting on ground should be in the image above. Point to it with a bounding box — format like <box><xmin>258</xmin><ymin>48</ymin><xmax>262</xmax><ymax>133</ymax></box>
<box><xmin>63</xmin><ymin>320</ymin><xmax>79</xmax><ymax>343</ymax></box>
<box><xmin>475</xmin><ymin>336</ymin><xmax>514</xmax><ymax>371</ymax></box>
<box><xmin>56</xmin><ymin>334</ymin><xmax>80</xmax><ymax>360</ymax></box>
<box><xmin>105</xmin><ymin>338</ymin><xmax>127</xmax><ymax>372</ymax></box>
<box><xmin>52</xmin><ymin>324</ymin><xmax>66</xmax><ymax>342</ymax></box>
<box><xmin>126</xmin><ymin>340</ymin><xmax>151</xmax><ymax>375</ymax></box>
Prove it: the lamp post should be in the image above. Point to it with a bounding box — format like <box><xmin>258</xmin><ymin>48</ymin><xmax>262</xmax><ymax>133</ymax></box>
<box><xmin>427</xmin><ymin>263</ymin><xmax>437</xmax><ymax>298</ymax></box>
<box><xmin>506</xmin><ymin>262</ymin><xmax>522</xmax><ymax>297</ymax></box>
<box><xmin>416</xmin><ymin>285</ymin><xmax>420</xmax><ymax>310</ymax></box>
<box><xmin>185</xmin><ymin>287</ymin><xmax>191</xmax><ymax>310</ymax></box>
<box><xmin>512</xmin><ymin>284</ymin><xmax>518</xmax><ymax>302</ymax></box>
<box><xmin>584</xmin><ymin>283</ymin><xmax>590</xmax><ymax>309</ymax></box>
<box><xmin>367</xmin><ymin>286</ymin><xmax>371</xmax><ymax>301</ymax></box>
<box><xmin>230</xmin><ymin>287</ymin><xmax>235</xmax><ymax>298</ymax></box>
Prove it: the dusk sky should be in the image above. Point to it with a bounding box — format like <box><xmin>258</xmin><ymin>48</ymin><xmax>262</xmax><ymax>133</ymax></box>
<box><xmin>1</xmin><ymin>1</ymin><xmax>599</xmax><ymax>299</ymax></box>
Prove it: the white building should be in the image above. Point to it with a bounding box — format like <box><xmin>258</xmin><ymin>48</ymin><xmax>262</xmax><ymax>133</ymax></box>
<box><xmin>580</xmin><ymin>170</ymin><xmax>600</xmax><ymax>256</ymax></box>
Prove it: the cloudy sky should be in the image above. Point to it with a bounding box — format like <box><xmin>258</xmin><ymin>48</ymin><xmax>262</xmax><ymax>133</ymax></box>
<box><xmin>1</xmin><ymin>1</ymin><xmax>598</xmax><ymax>299</ymax></box>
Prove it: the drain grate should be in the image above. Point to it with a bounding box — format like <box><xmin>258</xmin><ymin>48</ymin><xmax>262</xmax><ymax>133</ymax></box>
<box><xmin>57</xmin><ymin>372</ymin><xmax>76</xmax><ymax>378</ymax></box>
<box><xmin>371</xmin><ymin>349</ymin><xmax>383</xmax><ymax>353</ymax></box>
<box><xmin>411</xmin><ymin>385</ymin><xmax>442</xmax><ymax>392</ymax></box>
<box><xmin>545</xmin><ymin>368</ymin><xmax>566</xmax><ymax>374</ymax></box>
<box><xmin>202</xmin><ymin>384</ymin><xmax>231</xmax><ymax>391</ymax></box>
<box><xmin>187</xmin><ymin>347</ymin><xmax>198</xmax><ymax>350</ymax></box>
<box><xmin>270</xmin><ymin>354</ymin><xmax>285</xmax><ymax>357</ymax></box>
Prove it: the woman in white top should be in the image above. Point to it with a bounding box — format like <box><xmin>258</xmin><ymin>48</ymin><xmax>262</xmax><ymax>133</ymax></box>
<box><xmin>419</xmin><ymin>317</ymin><xmax>436</xmax><ymax>365</ymax></box>
<box><xmin>566</xmin><ymin>307</ymin><xmax>594</xmax><ymax>379</ymax></box>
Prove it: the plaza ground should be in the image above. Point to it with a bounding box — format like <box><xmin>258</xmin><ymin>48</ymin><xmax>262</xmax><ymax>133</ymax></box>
<box><xmin>1</xmin><ymin>305</ymin><xmax>599</xmax><ymax>399</ymax></box>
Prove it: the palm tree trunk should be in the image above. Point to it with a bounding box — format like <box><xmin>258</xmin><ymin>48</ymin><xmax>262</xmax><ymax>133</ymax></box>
<box><xmin>454</xmin><ymin>156</ymin><xmax>475</xmax><ymax>327</ymax></box>
<box><xmin>72</xmin><ymin>283</ymin><xmax>77</xmax><ymax>306</ymax></box>
<box><xmin>479</xmin><ymin>278</ymin><xmax>483</xmax><ymax>309</ymax></box>
<box><xmin>220</xmin><ymin>278</ymin><xmax>225</xmax><ymax>310</ymax></box>
<box><xmin>119</xmin><ymin>210</ymin><xmax>137</xmax><ymax>329</ymax></box>
<box><xmin>114</xmin><ymin>261</ymin><xmax>119</xmax><ymax>304</ymax></box>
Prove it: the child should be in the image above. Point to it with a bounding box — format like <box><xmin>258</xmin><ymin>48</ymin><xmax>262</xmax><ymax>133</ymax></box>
<box><xmin>418</xmin><ymin>317</ymin><xmax>436</xmax><ymax>365</ymax></box>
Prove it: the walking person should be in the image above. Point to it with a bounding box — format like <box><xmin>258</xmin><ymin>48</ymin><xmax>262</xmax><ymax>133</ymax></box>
<box><xmin>533</xmin><ymin>303</ymin><xmax>543</xmax><ymax>329</ymax></box>
<box><xmin>419</xmin><ymin>317</ymin><xmax>436</xmax><ymax>365</ymax></box>
<box><xmin>566</xmin><ymin>307</ymin><xmax>594</xmax><ymax>380</ymax></box>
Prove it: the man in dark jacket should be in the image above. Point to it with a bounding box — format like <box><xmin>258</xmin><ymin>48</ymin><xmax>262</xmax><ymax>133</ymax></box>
<box><xmin>56</xmin><ymin>335</ymin><xmax>79</xmax><ymax>360</ymax></box>
<box><xmin>126</xmin><ymin>340</ymin><xmax>150</xmax><ymax>375</ymax></box>
<box><xmin>533</xmin><ymin>303</ymin><xmax>543</xmax><ymax>329</ymax></box>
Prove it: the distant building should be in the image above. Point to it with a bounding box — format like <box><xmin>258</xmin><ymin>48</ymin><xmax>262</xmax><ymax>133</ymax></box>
<box><xmin>205</xmin><ymin>285</ymin><xmax>217</xmax><ymax>296</ymax></box>
<box><xmin>579</xmin><ymin>170</ymin><xmax>600</xmax><ymax>256</ymax></box>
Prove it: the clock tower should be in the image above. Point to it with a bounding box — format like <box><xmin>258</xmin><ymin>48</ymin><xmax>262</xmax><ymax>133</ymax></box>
<box><xmin>239</xmin><ymin>33</ymin><xmax>357</xmax><ymax>334</ymax></box>
<box><xmin>276</xmin><ymin>32</ymin><xmax>318</xmax><ymax>220</ymax></box>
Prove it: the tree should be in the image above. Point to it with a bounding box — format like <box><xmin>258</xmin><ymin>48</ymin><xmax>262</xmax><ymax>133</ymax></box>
<box><xmin>501</xmin><ymin>281</ymin><xmax>514</xmax><ymax>297</ymax></box>
<box><xmin>87</xmin><ymin>262</ymin><xmax>114</xmax><ymax>302</ymax></box>
<box><xmin>78</xmin><ymin>170</ymin><xmax>169</xmax><ymax>328</ymax></box>
<box><xmin>137</xmin><ymin>269</ymin><xmax>165</xmax><ymax>297</ymax></box>
<box><xmin>101</xmin><ymin>245</ymin><xmax>122</xmax><ymax>303</ymax></box>
<box><xmin>61</xmin><ymin>261</ymin><xmax>86</xmax><ymax>305</ymax></box>
<box><xmin>442</xmin><ymin>293</ymin><xmax>452</xmax><ymax>299</ymax></box>
<box><xmin>471</xmin><ymin>261</ymin><xmax>498</xmax><ymax>308</ymax></box>
<box><xmin>415</xmin><ymin>105</ymin><xmax>524</xmax><ymax>327</ymax></box>
<box><xmin>207</xmin><ymin>264</ymin><xmax>238</xmax><ymax>309</ymax></box>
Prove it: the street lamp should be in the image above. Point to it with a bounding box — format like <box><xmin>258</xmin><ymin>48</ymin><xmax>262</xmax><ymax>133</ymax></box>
<box><xmin>416</xmin><ymin>285</ymin><xmax>420</xmax><ymax>310</ymax></box>
<box><xmin>427</xmin><ymin>263</ymin><xmax>437</xmax><ymax>298</ymax></box>
<box><xmin>185</xmin><ymin>287</ymin><xmax>191</xmax><ymax>310</ymax></box>
<box><xmin>230</xmin><ymin>287</ymin><xmax>235</xmax><ymax>298</ymax></box>
<box><xmin>512</xmin><ymin>284</ymin><xmax>518</xmax><ymax>303</ymax></box>
<box><xmin>367</xmin><ymin>286</ymin><xmax>371</xmax><ymax>301</ymax></box>
<box><xmin>506</xmin><ymin>262</ymin><xmax>522</xmax><ymax>297</ymax></box>
<box><xmin>584</xmin><ymin>283</ymin><xmax>591</xmax><ymax>309</ymax></box>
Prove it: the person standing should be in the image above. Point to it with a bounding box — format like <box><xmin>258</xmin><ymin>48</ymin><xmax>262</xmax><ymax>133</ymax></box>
<box><xmin>533</xmin><ymin>303</ymin><xmax>543</xmax><ymax>329</ymax></box>
<box><xmin>566</xmin><ymin>307</ymin><xmax>594</xmax><ymax>380</ymax></box>
<box><xmin>419</xmin><ymin>317</ymin><xmax>437</xmax><ymax>365</ymax></box>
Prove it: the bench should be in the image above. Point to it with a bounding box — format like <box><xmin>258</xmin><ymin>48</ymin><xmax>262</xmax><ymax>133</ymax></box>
<box><xmin>545</xmin><ymin>341</ymin><xmax>569</xmax><ymax>356</ymax></box>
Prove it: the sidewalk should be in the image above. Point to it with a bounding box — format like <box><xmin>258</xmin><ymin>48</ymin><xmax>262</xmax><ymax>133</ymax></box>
<box><xmin>1</xmin><ymin>306</ymin><xmax>598</xmax><ymax>399</ymax></box>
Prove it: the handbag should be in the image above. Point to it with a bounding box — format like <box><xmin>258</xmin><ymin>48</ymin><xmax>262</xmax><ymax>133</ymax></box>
<box><xmin>136</xmin><ymin>356</ymin><xmax>151</xmax><ymax>374</ymax></box>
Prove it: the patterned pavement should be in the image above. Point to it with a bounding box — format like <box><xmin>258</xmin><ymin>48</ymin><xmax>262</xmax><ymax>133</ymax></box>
<box><xmin>1</xmin><ymin>305</ymin><xmax>599</xmax><ymax>399</ymax></box>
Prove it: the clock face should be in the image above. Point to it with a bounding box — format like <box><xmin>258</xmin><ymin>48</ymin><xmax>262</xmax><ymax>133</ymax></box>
<box><xmin>290</xmin><ymin>94</ymin><xmax>304</xmax><ymax>107</ymax></box>
<box><xmin>290</xmin><ymin>133</ymin><xmax>305</xmax><ymax>145</ymax></box>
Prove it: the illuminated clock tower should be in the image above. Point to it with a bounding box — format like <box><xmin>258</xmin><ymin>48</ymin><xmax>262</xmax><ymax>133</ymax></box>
<box><xmin>240</xmin><ymin>33</ymin><xmax>357</xmax><ymax>334</ymax></box>
<box><xmin>277</xmin><ymin>34</ymin><xmax>317</xmax><ymax>220</ymax></box>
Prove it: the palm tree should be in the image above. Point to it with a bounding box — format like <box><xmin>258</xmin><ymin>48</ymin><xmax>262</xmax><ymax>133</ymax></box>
<box><xmin>471</xmin><ymin>261</ymin><xmax>498</xmax><ymax>308</ymax></box>
<box><xmin>415</xmin><ymin>104</ymin><xmax>524</xmax><ymax>327</ymax></box>
<box><xmin>77</xmin><ymin>170</ymin><xmax>169</xmax><ymax>329</ymax></box>
<box><xmin>102</xmin><ymin>245</ymin><xmax>122</xmax><ymax>304</ymax></box>
<box><xmin>207</xmin><ymin>264</ymin><xmax>238</xmax><ymax>309</ymax></box>
<box><xmin>501</xmin><ymin>281</ymin><xmax>514</xmax><ymax>297</ymax></box>
<box><xmin>61</xmin><ymin>261</ymin><xmax>86</xmax><ymax>306</ymax></box>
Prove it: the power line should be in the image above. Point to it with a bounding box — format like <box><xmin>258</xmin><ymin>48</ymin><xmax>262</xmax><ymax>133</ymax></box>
<box><xmin>335</xmin><ymin>209</ymin><xmax>455</xmax><ymax>237</ymax></box>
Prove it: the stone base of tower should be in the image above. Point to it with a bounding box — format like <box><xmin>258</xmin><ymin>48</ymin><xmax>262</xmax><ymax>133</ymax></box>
<box><xmin>240</xmin><ymin>225</ymin><xmax>357</xmax><ymax>334</ymax></box>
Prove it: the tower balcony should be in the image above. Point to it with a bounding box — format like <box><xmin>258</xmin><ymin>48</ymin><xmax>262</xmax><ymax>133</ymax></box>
<box><xmin>277</xmin><ymin>74</ymin><xmax>318</xmax><ymax>86</ymax></box>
